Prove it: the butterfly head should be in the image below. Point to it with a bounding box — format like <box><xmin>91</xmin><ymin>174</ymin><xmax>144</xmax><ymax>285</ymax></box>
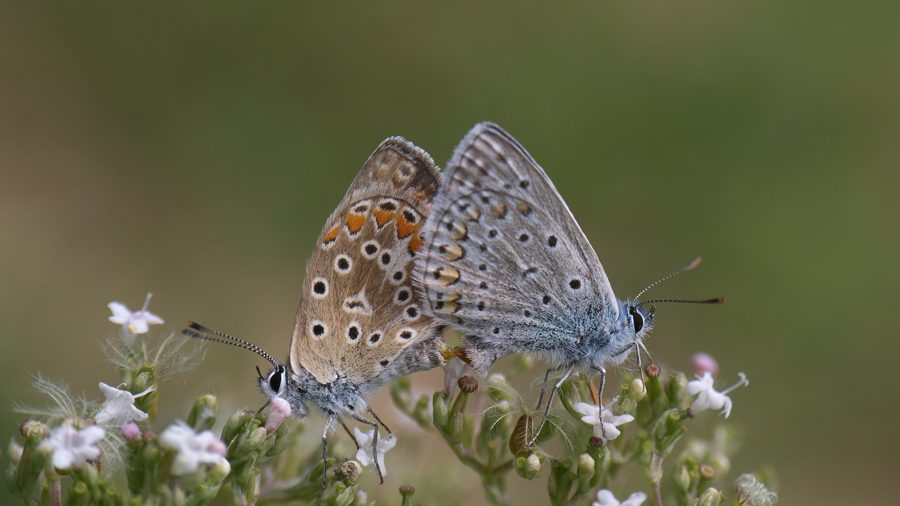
<box><xmin>601</xmin><ymin>299</ymin><xmax>655</xmax><ymax>367</ymax></box>
<box><xmin>257</xmin><ymin>363</ymin><xmax>310</xmax><ymax>418</ymax></box>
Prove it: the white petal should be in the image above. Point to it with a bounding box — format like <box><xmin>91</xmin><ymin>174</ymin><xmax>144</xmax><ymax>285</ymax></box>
<box><xmin>128</xmin><ymin>319</ymin><xmax>150</xmax><ymax>334</ymax></box>
<box><xmin>594</xmin><ymin>489</ymin><xmax>621</xmax><ymax>506</ymax></box>
<box><xmin>721</xmin><ymin>397</ymin><xmax>733</xmax><ymax>418</ymax></box>
<box><xmin>621</xmin><ymin>491</ymin><xmax>648</xmax><ymax>506</ymax></box>
<box><xmin>573</xmin><ymin>402</ymin><xmax>599</xmax><ymax>418</ymax></box>
<box><xmin>141</xmin><ymin>312</ymin><xmax>164</xmax><ymax>325</ymax></box>
<box><xmin>108</xmin><ymin>302</ymin><xmax>132</xmax><ymax>321</ymax></box>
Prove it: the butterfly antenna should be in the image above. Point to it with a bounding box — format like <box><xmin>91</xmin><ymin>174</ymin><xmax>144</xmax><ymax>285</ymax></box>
<box><xmin>183</xmin><ymin>321</ymin><xmax>280</xmax><ymax>368</ymax></box>
<box><xmin>638</xmin><ymin>298</ymin><xmax>725</xmax><ymax>305</ymax></box>
<box><xmin>634</xmin><ymin>257</ymin><xmax>705</xmax><ymax>302</ymax></box>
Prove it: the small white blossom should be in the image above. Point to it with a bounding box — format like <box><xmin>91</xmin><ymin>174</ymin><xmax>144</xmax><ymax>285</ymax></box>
<box><xmin>686</xmin><ymin>372</ymin><xmax>749</xmax><ymax>418</ymax></box>
<box><xmin>593</xmin><ymin>489</ymin><xmax>647</xmax><ymax>506</ymax></box>
<box><xmin>159</xmin><ymin>422</ymin><xmax>227</xmax><ymax>475</ymax></box>
<box><xmin>38</xmin><ymin>424</ymin><xmax>105</xmax><ymax>470</ymax></box>
<box><xmin>573</xmin><ymin>402</ymin><xmax>634</xmax><ymax>442</ymax></box>
<box><xmin>353</xmin><ymin>427</ymin><xmax>396</xmax><ymax>476</ymax></box>
<box><xmin>442</xmin><ymin>357</ymin><xmax>472</xmax><ymax>395</ymax></box>
<box><xmin>94</xmin><ymin>382</ymin><xmax>152</xmax><ymax>426</ymax></box>
<box><xmin>108</xmin><ymin>292</ymin><xmax>164</xmax><ymax>345</ymax></box>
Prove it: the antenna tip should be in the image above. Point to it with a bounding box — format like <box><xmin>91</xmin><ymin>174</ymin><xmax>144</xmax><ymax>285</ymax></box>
<box><xmin>689</xmin><ymin>257</ymin><xmax>702</xmax><ymax>269</ymax></box>
<box><xmin>713</xmin><ymin>298</ymin><xmax>726</xmax><ymax>304</ymax></box>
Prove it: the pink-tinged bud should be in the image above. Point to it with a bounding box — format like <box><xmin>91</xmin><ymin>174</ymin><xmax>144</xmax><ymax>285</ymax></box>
<box><xmin>265</xmin><ymin>396</ymin><xmax>292</xmax><ymax>433</ymax></box>
<box><xmin>208</xmin><ymin>439</ymin><xmax>228</xmax><ymax>457</ymax></box>
<box><xmin>692</xmin><ymin>353</ymin><xmax>719</xmax><ymax>377</ymax></box>
<box><xmin>122</xmin><ymin>423</ymin><xmax>141</xmax><ymax>441</ymax></box>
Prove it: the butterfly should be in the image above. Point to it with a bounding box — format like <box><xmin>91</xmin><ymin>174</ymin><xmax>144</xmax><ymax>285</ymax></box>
<box><xmin>414</xmin><ymin>123</ymin><xmax>718</xmax><ymax>445</ymax></box>
<box><xmin>187</xmin><ymin>135</ymin><xmax>445</xmax><ymax>484</ymax></box>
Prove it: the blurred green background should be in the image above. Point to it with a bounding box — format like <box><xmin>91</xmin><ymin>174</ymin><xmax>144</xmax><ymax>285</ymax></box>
<box><xmin>2</xmin><ymin>1</ymin><xmax>897</xmax><ymax>504</ymax></box>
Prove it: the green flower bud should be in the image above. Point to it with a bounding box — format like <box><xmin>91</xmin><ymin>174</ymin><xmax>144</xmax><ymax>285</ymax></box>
<box><xmin>631</xmin><ymin>378</ymin><xmax>647</xmax><ymax>400</ymax></box>
<box><xmin>187</xmin><ymin>394</ymin><xmax>218</xmax><ymax>431</ymax></box>
<box><xmin>131</xmin><ymin>368</ymin><xmax>159</xmax><ymax>422</ymax></box>
<box><xmin>666</xmin><ymin>371</ymin><xmax>688</xmax><ymax>409</ymax></box>
<box><xmin>695</xmin><ymin>487</ymin><xmax>728</xmax><ymax>506</ymax></box>
<box><xmin>673</xmin><ymin>464</ymin><xmax>693</xmax><ymax>495</ymax></box>
<box><xmin>208</xmin><ymin>458</ymin><xmax>232</xmax><ymax>484</ymax></box>
<box><xmin>20</xmin><ymin>421</ymin><xmax>49</xmax><ymax>441</ymax></box>
<box><xmin>399</xmin><ymin>485</ymin><xmax>415</xmax><ymax>506</ymax></box>
<box><xmin>577</xmin><ymin>453</ymin><xmax>594</xmax><ymax>480</ymax></box>
<box><xmin>232</xmin><ymin>427</ymin><xmax>267</xmax><ymax>462</ymax></box>
<box><xmin>221</xmin><ymin>408</ymin><xmax>258</xmax><ymax>446</ymax></box>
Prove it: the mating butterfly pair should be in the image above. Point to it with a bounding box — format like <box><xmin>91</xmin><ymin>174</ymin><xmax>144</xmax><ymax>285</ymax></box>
<box><xmin>188</xmin><ymin>123</ymin><xmax>676</xmax><ymax>484</ymax></box>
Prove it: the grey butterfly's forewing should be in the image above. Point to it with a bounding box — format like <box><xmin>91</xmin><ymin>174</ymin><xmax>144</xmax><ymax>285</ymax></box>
<box><xmin>292</xmin><ymin>138</ymin><xmax>444</xmax><ymax>395</ymax></box>
<box><xmin>415</xmin><ymin>123</ymin><xmax>618</xmax><ymax>373</ymax></box>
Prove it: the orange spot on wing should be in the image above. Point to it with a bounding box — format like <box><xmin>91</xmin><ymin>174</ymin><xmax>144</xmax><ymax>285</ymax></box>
<box><xmin>409</xmin><ymin>232</ymin><xmax>423</xmax><ymax>253</ymax></box>
<box><xmin>346</xmin><ymin>213</ymin><xmax>365</xmax><ymax>234</ymax></box>
<box><xmin>373</xmin><ymin>209</ymin><xmax>396</xmax><ymax>227</ymax></box>
<box><xmin>323</xmin><ymin>226</ymin><xmax>339</xmax><ymax>244</ymax></box>
<box><xmin>396</xmin><ymin>216</ymin><xmax>418</xmax><ymax>239</ymax></box>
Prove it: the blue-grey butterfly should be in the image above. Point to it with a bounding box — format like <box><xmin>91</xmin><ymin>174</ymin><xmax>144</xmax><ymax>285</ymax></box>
<box><xmin>414</xmin><ymin>122</ymin><xmax>719</xmax><ymax>445</ymax></box>
<box><xmin>187</xmin><ymin>136</ymin><xmax>445</xmax><ymax>484</ymax></box>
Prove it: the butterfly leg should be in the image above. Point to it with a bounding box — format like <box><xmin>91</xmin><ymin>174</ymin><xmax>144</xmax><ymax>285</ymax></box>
<box><xmin>349</xmin><ymin>412</ymin><xmax>385</xmax><ymax>484</ymax></box>
<box><xmin>367</xmin><ymin>407</ymin><xmax>393</xmax><ymax>435</ymax></box>
<box><xmin>319</xmin><ymin>413</ymin><xmax>336</xmax><ymax>498</ymax></box>
<box><xmin>534</xmin><ymin>366</ymin><xmax>561</xmax><ymax>411</ymax></box>
<box><xmin>590</xmin><ymin>365</ymin><xmax>608</xmax><ymax>440</ymax></box>
<box><xmin>635</xmin><ymin>340</ymin><xmax>654</xmax><ymax>383</ymax></box>
<box><xmin>338</xmin><ymin>419</ymin><xmax>360</xmax><ymax>450</ymax></box>
<box><xmin>528</xmin><ymin>364</ymin><xmax>575</xmax><ymax>448</ymax></box>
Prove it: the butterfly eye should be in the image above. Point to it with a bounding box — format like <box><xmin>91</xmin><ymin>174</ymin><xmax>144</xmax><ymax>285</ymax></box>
<box><xmin>630</xmin><ymin>306</ymin><xmax>644</xmax><ymax>334</ymax></box>
<box><xmin>268</xmin><ymin>367</ymin><xmax>283</xmax><ymax>393</ymax></box>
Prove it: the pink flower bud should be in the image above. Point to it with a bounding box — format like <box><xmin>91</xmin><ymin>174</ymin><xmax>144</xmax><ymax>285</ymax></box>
<box><xmin>692</xmin><ymin>353</ymin><xmax>719</xmax><ymax>377</ymax></box>
<box><xmin>122</xmin><ymin>423</ymin><xmax>141</xmax><ymax>441</ymax></box>
<box><xmin>265</xmin><ymin>396</ymin><xmax>292</xmax><ymax>433</ymax></box>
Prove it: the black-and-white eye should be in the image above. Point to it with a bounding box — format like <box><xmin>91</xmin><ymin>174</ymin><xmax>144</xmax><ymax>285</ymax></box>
<box><xmin>361</xmin><ymin>240</ymin><xmax>380</xmax><ymax>259</ymax></box>
<box><xmin>394</xmin><ymin>288</ymin><xmax>412</xmax><ymax>305</ymax></box>
<box><xmin>367</xmin><ymin>330</ymin><xmax>383</xmax><ymax>346</ymax></box>
<box><xmin>311</xmin><ymin>277</ymin><xmax>329</xmax><ymax>299</ymax></box>
<box><xmin>390</xmin><ymin>269</ymin><xmax>406</xmax><ymax>285</ymax></box>
<box><xmin>346</xmin><ymin>322</ymin><xmax>361</xmax><ymax>343</ymax></box>
<box><xmin>334</xmin><ymin>254</ymin><xmax>353</xmax><ymax>274</ymax></box>
<box><xmin>403</xmin><ymin>304</ymin><xmax>420</xmax><ymax>321</ymax></box>
<box><xmin>395</xmin><ymin>328</ymin><xmax>416</xmax><ymax>342</ymax></box>
<box><xmin>310</xmin><ymin>320</ymin><xmax>328</xmax><ymax>340</ymax></box>
<box><xmin>379</xmin><ymin>251</ymin><xmax>392</xmax><ymax>270</ymax></box>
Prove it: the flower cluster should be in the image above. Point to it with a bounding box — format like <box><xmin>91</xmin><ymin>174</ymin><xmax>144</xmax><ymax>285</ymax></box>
<box><xmin>4</xmin><ymin>293</ymin><xmax>774</xmax><ymax>506</ymax></box>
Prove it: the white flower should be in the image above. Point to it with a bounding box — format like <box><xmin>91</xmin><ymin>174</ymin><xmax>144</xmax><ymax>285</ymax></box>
<box><xmin>442</xmin><ymin>356</ymin><xmax>472</xmax><ymax>395</ymax></box>
<box><xmin>353</xmin><ymin>427</ymin><xmax>396</xmax><ymax>477</ymax></box>
<box><xmin>593</xmin><ymin>489</ymin><xmax>647</xmax><ymax>506</ymax></box>
<box><xmin>159</xmin><ymin>422</ymin><xmax>227</xmax><ymax>475</ymax></box>
<box><xmin>38</xmin><ymin>424</ymin><xmax>105</xmax><ymax>470</ymax></box>
<box><xmin>108</xmin><ymin>292</ymin><xmax>164</xmax><ymax>345</ymax></box>
<box><xmin>686</xmin><ymin>372</ymin><xmax>749</xmax><ymax>418</ymax></box>
<box><xmin>573</xmin><ymin>402</ymin><xmax>634</xmax><ymax>442</ymax></box>
<box><xmin>93</xmin><ymin>382</ymin><xmax>152</xmax><ymax>426</ymax></box>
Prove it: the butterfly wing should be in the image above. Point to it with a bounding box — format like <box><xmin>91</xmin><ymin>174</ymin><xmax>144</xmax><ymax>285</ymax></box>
<box><xmin>414</xmin><ymin>123</ymin><xmax>618</xmax><ymax>374</ymax></box>
<box><xmin>291</xmin><ymin>138</ymin><xmax>444</xmax><ymax>393</ymax></box>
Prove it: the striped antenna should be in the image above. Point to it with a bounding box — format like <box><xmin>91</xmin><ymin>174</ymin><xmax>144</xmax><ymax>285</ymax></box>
<box><xmin>183</xmin><ymin>321</ymin><xmax>280</xmax><ymax>368</ymax></box>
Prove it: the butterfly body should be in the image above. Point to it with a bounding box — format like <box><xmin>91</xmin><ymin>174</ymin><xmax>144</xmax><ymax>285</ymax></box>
<box><xmin>415</xmin><ymin>123</ymin><xmax>653</xmax><ymax>377</ymax></box>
